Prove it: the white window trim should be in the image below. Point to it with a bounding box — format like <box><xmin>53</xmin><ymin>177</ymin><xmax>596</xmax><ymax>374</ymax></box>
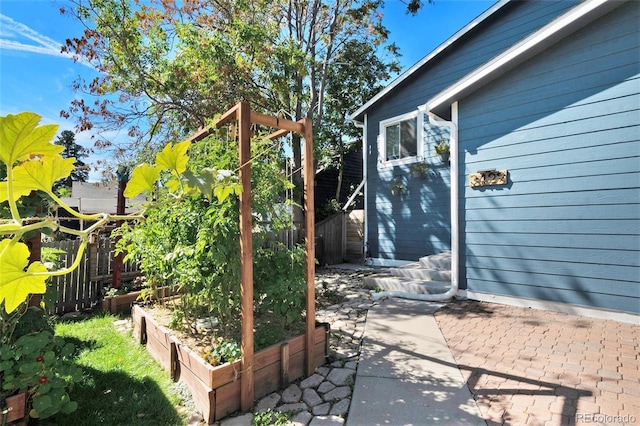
<box><xmin>378</xmin><ymin>110</ymin><xmax>424</xmax><ymax>168</ymax></box>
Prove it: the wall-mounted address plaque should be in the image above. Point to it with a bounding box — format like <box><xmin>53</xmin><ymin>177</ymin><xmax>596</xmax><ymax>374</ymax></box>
<box><xmin>470</xmin><ymin>169</ymin><xmax>508</xmax><ymax>188</ymax></box>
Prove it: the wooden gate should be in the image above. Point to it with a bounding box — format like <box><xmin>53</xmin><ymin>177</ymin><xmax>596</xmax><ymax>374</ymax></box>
<box><xmin>314</xmin><ymin>209</ymin><xmax>363</xmax><ymax>265</ymax></box>
<box><xmin>345</xmin><ymin>210</ymin><xmax>364</xmax><ymax>263</ymax></box>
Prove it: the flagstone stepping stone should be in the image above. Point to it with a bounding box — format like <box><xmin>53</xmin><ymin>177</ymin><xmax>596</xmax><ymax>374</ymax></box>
<box><xmin>312</xmin><ymin>402</ymin><xmax>331</xmax><ymax>416</ymax></box>
<box><xmin>303</xmin><ymin>388</ymin><xmax>323</xmax><ymax>407</ymax></box>
<box><xmin>317</xmin><ymin>381</ymin><xmax>335</xmax><ymax>394</ymax></box>
<box><xmin>326</xmin><ymin>368</ymin><xmax>354</xmax><ymax>386</ymax></box>
<box><xmin>330</xmin><ymin>398</ymin><xmax>350</xmax><ymax>416</ymax></box>
<box><xmin>300</xmin><ymin>373</ymin><xmax>324</xmax><ymax>389</ymax></box>
<box><xmin>323</xmin><ymin>386</ymin><xmax>351</xmax><ymax>402</ymax></box>
<box><xmin>256</xmin><ymin>392</ymin><xmax>280</xmax><ymax>412</ymax></box>
<box><xmin>281</xmin><ymin>384</ymin><xmax>302</xmax><ymax>403</ymax></box>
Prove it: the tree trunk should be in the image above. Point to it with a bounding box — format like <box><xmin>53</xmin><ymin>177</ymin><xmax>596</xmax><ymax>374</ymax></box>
<box><xmin>335</xmin><ymin>151</ymin><xmax>344</xmax><ymax>202</ymax></box>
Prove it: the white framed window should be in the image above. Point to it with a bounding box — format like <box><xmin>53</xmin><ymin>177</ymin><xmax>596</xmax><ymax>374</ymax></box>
<box><xmin>378</xmin><ymin>111</ymin><xmax>424</xmax><ymax>167</ymax></box>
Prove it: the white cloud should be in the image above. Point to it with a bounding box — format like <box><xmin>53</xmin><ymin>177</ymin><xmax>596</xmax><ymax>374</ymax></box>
<box><xmin>0</xmin><ymin>13</ymin><xmax>93</xmax><ymax>68</ymax></box>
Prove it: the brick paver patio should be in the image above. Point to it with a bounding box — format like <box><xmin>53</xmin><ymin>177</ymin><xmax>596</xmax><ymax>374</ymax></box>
<box><xmin>434</xmin><ymin>301</ymin><xmax>639</xmax><ymax>426</ymax></box>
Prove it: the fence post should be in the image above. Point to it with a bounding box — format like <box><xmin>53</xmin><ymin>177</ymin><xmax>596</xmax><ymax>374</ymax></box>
<box><xmin>112</xmin><ymin>167</ymin><xmax>129</xmax><ymax>288</ymax></box>
<box><xmin>342</xmin><ymin>211</ymin><xmax>346</xmax><ymax>263</ymax></box>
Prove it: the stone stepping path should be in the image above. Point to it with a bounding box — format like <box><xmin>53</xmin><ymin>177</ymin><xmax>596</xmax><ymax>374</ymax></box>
<box><xmin>212</xmin><ymin>266</ymin><xmax>378</xmax><ymax>426</ymax></box>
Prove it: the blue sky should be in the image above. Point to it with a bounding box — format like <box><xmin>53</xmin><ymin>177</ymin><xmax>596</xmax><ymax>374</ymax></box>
<box><xmin>0</xmin><ymin>0</ymin><xmax>495</xmax><ymax>181</ymax></box>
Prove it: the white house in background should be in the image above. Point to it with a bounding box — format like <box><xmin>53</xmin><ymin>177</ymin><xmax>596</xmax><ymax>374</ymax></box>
<box><xmin>60</xmin><ymin>181</ymin><xmax>146</xmax><ymax>216</ymax></box>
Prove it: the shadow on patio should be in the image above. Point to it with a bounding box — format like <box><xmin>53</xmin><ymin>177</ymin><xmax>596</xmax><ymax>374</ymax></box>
<box><xmin>346</xmin><ymin>298</ymin><xmax>623</xmax><ymax>426</ymax></box>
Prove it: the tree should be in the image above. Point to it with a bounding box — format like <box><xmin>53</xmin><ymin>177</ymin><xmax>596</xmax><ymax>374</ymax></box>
<box><xmin>53</xmin><ymin>130</ymin><xmax>89</xmax><ymax>192</ymax></box>
<box><xmin>317</xmin><ymin>39</ymin><xmax>397</xmax><ymax>202</ymax></box>
<box><xmin>60</xmin><ymin>0</ymin><xmax>424</xmax><ymax>204</ymax></box>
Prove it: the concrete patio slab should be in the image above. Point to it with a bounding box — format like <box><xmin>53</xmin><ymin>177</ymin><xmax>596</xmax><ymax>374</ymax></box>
<box><xmin>348</xmin><ymin>298</ymin><xmax>485</xmax><ymax>425</ymax></box>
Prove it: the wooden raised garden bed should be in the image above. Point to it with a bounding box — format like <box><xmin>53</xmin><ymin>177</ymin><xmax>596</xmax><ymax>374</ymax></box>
<box><xmin>131</xmin><ymin>305</ymin><xmax>329</xmax><ymax>423</ymax></box>
<box><xmin>102</xmin><ymin>287</ymin><xmax>173</xmax><ymax>314</ymax></box>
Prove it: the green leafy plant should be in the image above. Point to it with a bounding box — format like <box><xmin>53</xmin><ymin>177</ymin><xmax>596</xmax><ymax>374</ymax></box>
<box><xmin>0</xmin><ymin>111</ymin><xmax>240</xmax><ymax>420</ymax></box>
<box><xmin>116</xmin><ymin>130</ymin><xmax>303</xmax><ymax>341</ymax></box>
<box><xmin>254</xmin><ymin>243</ymin><xmax>306</xmax><ymax>327</ymax></box>
<box><xmin>435</xmin><ymin>139</ymin><xmax>450</xmax><ymax>155</ymax></box>
<box><xmin>169</xmin><ymin>309</ymin><xmax>185</xmax><ymax>330</ymax></box>
<box><xmin>316</xmin><ymin>198</ymin><xmax>341</xmax><ymax>222</ymax></box>
<box><xmin>0</xmin><ymin>112</ymin><xmax>145</xmax><ymax>315</ymax></box>
<box><xmin>0</xmin><ymin>112</ymin><xmax>133</xmax><ymax>420</ymax></box>
<box><xmin>435</xmin><ymin>139</ymin><xmax>450</xmax><ymax>163</ymax></box>
<box><xmin>0</xmin><ymin>328</ymin><xmax>82</xmax><ymax>419</ymax></box>
<box><xmin>200</xmin><ymin>338</ymin><xmax>241</xmax><ymax>367</ymax></box>
<box><xmin>391</xmin><ymin>182</ymin><xmax>406</xmax><ymax>196</ymax></box>
<box><xmin>1</xmin><ymin>111</ymin><xmax>242</xmax><ymax>315</ymax></box>
<box><xmin>104</xmin><ymin>287</ymin><xmax>120</xmax><ymax>298</ymax></box>
<box><xmin>411</xmin><ymin>161</ymin><xmax>428</xmax><ymax>177</ymax></box>
<box><xmin>252</xmin><ymin>408</ymin><xmax>292</xmax><ymax>426</ymax></box>
<box><xmin>41</xmin><ymin>247</ymin><xmax>66</xmax><ymax>270</ymax></box>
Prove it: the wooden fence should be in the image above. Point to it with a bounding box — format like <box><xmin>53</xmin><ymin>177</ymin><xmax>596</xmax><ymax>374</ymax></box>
<box><xmin>43</xmin><ymin>239</ymin><xmax>140</xmax><ymax>315</ymax></box>
<box><xmin>345</xmin><ymin>209</ymin><xmax>364</xmax><ymax>263</ymax></box>
<box><xmin>314</xmin><ymin>210</ymin><xmax>364</xmax><ymax>266</ymax></box>
<box><xmin>42</xmin><ymin>209</ymin><xmax>364</xmax><ymax>315</ymax></box>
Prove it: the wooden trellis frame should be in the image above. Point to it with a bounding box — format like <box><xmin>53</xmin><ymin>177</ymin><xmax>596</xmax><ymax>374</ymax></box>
<box><xmin>189</xmin><ymin>102</ymin><xmax>315</xmax><ymax>412</ymax></box>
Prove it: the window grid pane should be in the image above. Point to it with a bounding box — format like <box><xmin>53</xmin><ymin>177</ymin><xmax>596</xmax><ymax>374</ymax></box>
<box><xmin>386</xmin><ymin>123</ymin><xmax>400</xmax><ymax>161</ymax></box>
<box><xmin>400</xmin><ymin>118</ymin><xmax>417</xmax><ymax>159</ymax></box>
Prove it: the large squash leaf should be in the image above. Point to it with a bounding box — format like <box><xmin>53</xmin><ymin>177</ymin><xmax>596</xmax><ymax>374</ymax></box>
<box><xmin>0</xmin><ymin>181</ymin><xmax>31</xmax><ymax>203</ymax></box>
<box><xmin>0</xmin><ymin>239</ymin><xmax>48</xmax><ymax>314</ymax></box>
<box><xmin>155</xmin><ymin>140</ymin><xmax>190</xmax><ymax>175</ymax></box>
<box><xmin>213</xmin><ymin>183</ymin><xmax>243</xmax><ymax>203</ymax></box>
<box><xmin>0</xmin><ymin>112</ymin><xmax>61</xmax><ymax>167</ymax></box>
<box><xmin>11</xmin><ymin>156</ymin><xmax>75</xmax><ymax>197</ymax></box>
<box><xmin>124</xmin><ymin>163</ymin><xmax>160</xmax><ymax>198</ymax></box>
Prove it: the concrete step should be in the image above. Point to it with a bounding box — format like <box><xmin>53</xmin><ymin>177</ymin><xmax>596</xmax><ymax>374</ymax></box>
<box><xmin>363</xmin><ymin>274</ymin><xmax>450</xmax><ymax>295</ymax></box>
<box><xmin>419</xmin><ymin>252</ymin><xmax>451</xmax><ymax>270</ymax></box>
<box><xmin>390</xmin><ymin>263</ymin><xmax>452</xmax><ymax>281</ymax></box>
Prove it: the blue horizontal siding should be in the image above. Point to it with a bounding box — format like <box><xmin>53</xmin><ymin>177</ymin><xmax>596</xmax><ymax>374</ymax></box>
<box><xmin>463</xmin><ymin>95</ymin><xmax>639</xmax><ymax>152</ymax></box>
<box><xmin>468</xmin><ymin>280</ymin><xmax>639</xmax><ymax>314</ymax></box>
<box><xmin>472</xmin><ymin>269</ymin><xmax>633</xmax><ymax>296</ymax></box>
<box><xmin>458</xmin><ymin>1</ymin><xmax>640</xmax><ymax>313</ymax></box>
<box><xmin>364</xmin><ymin>1</ymin><xmax>580</xmax><ymax>261</ymax></box>
<box><xmin>465</xmin><ymin>188</ymin><xmax>640</xmax><ymax>209</ymax></box>
<box><xmin>462</xmin><ymin>116</ymin><xmax>639</xmax><ymax>166</ymax></box>
<box><xmin>465</xmin><ymin>219</ymin><xmax>639</xmax><ymax>236</ymax></box>
<box><xmin>460</xmin><ymin>8</ymin><xmax>639</xmax><ymax>122</ymax></box>
<box><xmin>466</xmin><ymin>232</ymin><xmax>639</xmax><ymax>252</ymax></box>
<box><xmin>466</xmin><ymin>174</ymin><xmax>638</xmax><ymax>199</ymax></box>
<box><xmin>465</xmin><ymin>256</ymin><xmax>636</xmax><ymax>286</ymax></box>
<box><xmin>467</xmin><ymin>268</ymin><xmax>637</xmax><ymax>297</ymax></box>
<box><xmin>466</xmin><ymin>244</ymin><xmax>638</xmax><ymax>268</ymax></box>
<box><xmin>466</xmin><ymin>204</ymin><xmax>638</xmax><ymax>221</ymax></box>
<box><xmin>465</xmin><ymin>155</ymin><xmax>639</xmax><ymax>187</ymax></box>
<box><xmin>371</xmin><ymin>159</ymin><xmax>451</xmax><ymax>260</ymax></box>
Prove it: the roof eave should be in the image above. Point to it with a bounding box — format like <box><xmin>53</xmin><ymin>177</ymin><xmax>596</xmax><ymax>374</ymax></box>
<box><xmin>349</xmin><ymin>0</ymin><xmax>512</xmax><ymax>122</ymax></box>
<box><xmin>426</xmin><ymin>0</ymin><xmax>625</xmax><ymax>116</ymax></box>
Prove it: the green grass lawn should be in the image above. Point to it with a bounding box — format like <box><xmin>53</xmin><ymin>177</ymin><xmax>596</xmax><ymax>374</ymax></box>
<box><xmin>43</xmin><ymin>313</ymin><xmax>190</xmax><ymax>425</ymax></box>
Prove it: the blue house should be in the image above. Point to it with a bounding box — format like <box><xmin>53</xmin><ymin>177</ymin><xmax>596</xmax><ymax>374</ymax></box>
<box><xmin>350</xmin><ymin>0</ymin><xmax>639</xmax><ymax>320</ymax></box>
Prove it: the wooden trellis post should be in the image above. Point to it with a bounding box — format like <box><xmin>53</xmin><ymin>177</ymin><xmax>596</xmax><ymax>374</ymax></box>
<box><xmin>302</xmin><ymin>118</ymin><xmax>316</xmax><ymax>377</ymax></box>
<box><xmin>190</xmin><ymin>102</ymin><xmax>315</xmax><ymax>413</ymax></box>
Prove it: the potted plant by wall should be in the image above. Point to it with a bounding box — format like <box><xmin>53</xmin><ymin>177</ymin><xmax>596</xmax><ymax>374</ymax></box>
<box><xmin>411</xmin><ymin>162</ymin><xmax>429</xmax><ymax>178</ymax></box>
<box><xmin>435</xmin><ymin>139</ymin><xmax>450</xmax><ymax>163</ymax></box>
<box><xmin>391</xmin><ymin>182</ymin><xmax>406</xmax><ymax>196</ymax></box>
